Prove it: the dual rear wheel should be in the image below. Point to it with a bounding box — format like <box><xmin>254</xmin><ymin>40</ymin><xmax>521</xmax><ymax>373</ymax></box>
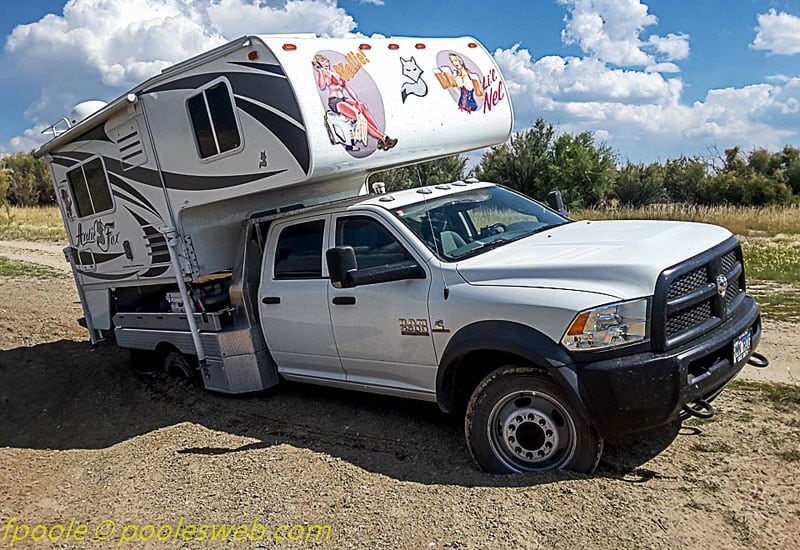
<box><xmin>130</xmin><ymin>349</ymin><xmax>196</xmax><ymax>381</ymax></box>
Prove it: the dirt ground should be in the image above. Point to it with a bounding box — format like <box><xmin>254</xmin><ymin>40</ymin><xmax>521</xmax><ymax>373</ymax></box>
<box><xmin>1</xmin><ymin>247</ymin><xmax>799</xmax><ymax>548</ymax></box>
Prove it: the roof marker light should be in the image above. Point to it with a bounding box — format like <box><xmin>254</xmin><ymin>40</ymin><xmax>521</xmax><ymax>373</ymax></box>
<box><xmin>415</xmin><ymin>43</ymin><xmax>426</xmax><ymax>49</ymax></box>
<box><xmin>468</xmin><ymin>42</ymin><xmax>478</xmax><ymax>48</ymax></box>
<box><xmin>248</xmin><ymin>50</ymin><xmax>259</xmax><ymax>61</ymax></box>
<box><xmin>282</xmin><ymin>44</ymin><xmax>296</xmax><ymax>51</ymax></box>
<box><xmin>359</xmin><ymin>43</ymin><xmax>371</xmax><ymax>50</ymax></box>
<box><xmin>388</xmin><ymin>43</ymin><xmax>399</xmax><ymax>50</ymax></box>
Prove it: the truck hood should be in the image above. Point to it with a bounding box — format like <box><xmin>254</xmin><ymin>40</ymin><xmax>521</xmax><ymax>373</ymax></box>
<box><xmin>455</xmin><ymin>220</ymin><xmax>733</xmax><ymax>299</ymax></box>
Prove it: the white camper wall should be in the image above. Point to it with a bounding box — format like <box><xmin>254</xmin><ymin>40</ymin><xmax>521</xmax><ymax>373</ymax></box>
<box><xmin>265</xmin><ymin>35</ymin><xmax>513</xmax><ymax>181</ymax></box>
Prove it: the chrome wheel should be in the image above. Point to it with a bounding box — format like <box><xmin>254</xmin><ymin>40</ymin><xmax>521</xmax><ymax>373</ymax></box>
<box><xmin>487</xmin><ymin>390</ymin><xmax>576</xmax><ymax>471</ymax></box>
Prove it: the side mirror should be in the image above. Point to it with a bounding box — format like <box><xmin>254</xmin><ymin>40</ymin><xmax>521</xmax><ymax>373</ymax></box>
<box><xmin>326</xmin><ymin>246</ymin><xmax>357</xmax><ymax>288</ymax></box>
<box><xmin>547</xmin><ymin>190</ymin><xmax>568</xmax><ymax>217</ymax></box>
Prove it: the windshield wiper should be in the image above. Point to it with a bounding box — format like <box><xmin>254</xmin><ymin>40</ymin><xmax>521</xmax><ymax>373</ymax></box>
<box><xmin>453</xmin><ymin>236</ymin><xmax>518</xmax><ymax>259</ymax></box>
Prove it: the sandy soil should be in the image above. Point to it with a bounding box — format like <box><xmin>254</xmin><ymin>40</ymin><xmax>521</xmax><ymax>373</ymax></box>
<box><xmin>0</xmin><ymin>251</ymin><xmax>798</xmax><ymax>548</ymax></box>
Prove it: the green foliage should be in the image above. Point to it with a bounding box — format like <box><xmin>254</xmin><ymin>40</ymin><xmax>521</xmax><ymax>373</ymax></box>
<box><xmin>613</xmin><ymin>162</ymin><xmax>666</xmax><ymax>207</ymax></box>
<box><xmin>370</xmin><ymin>155</ymin><xmax>467</xmax><ymax>192</ymax></box>
<box><xmin>473</xmin><ymin>124</ymin><xmax>798</xmax><ymax>207</ymax></box>
<box><xmin>474</xmin><ymin>118</ymin><xmax>616</xmax><ymax>207</ymax></box>
<box><xmin>0</xmin><ymin>151</ymin><xmax>53</xmax><ymax>206</ymax></box>
<box><xmin>0</xmin><ymin>170</ymin><xmax>10</xmax><ymax>205</ymax></box>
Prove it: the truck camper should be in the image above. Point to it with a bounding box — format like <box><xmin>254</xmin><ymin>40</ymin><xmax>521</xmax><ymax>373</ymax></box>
<box><xmin>37</xmin><ymin>35</ymin><xmax>766</xmax><ymax>474</ymax></box>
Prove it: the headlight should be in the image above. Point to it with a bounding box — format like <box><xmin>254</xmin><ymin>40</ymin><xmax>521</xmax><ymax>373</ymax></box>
<box><xmin>561</xmin><ymin>298</ymin><xmax>649</xmax><ymax>351</ymax></box>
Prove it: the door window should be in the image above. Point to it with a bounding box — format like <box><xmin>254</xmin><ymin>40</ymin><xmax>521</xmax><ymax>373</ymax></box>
<box><xmin>274</xmin><ymin>219</ymin><xmax>325</xmax><ymax>279</ymax></box>
<box><xmin>335</xmin><ymin>216</ymin><xmax>416</xmax><ymax>270</ymax></box>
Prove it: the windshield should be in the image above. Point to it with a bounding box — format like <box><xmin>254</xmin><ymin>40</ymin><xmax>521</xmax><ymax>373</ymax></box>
<box><xmin>392</xmin><ymin>186</ymin><xmax>569</xmax><ymax>261</ymax></box>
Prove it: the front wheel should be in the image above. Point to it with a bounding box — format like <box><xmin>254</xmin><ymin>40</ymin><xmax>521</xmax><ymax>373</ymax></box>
<box><xmin>465</xmin><ymin>366</ymin><xmax>603</xmax><ymax>474</ymax></box>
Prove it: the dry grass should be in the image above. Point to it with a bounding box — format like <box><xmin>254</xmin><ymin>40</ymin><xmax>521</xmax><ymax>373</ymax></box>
<box><xmin>0</xmin><ymin>204</ymin><xmax>66</xmax><ymax>241</ymax></box>
<box><xmin>576</xmin><ymin>204</ymin><xmax>800</xmax><ymax>236</ymax></box>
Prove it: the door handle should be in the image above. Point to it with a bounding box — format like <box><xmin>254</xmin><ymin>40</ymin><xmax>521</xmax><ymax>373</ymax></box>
<box><xmin>332</xmin><ymin>296</ymin><xmax>356</xmax><ymax>305</ymax></box>
<box><xmin>261</xmin><ymin>296</ymin><xmax>281</xmax><ymax>305</ymax></box>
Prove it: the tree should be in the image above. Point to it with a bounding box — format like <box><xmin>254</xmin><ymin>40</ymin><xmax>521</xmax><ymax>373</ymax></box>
<box><xmin>473</xmin><ymin>118</ymin><xmax>556</xmax><ymax>200</ymax></box>
<box><xmin>474</xmin><ymin>118</ymin><xmax>616</xmax><ymax>207</ymax></box>
<box><xmin>663</xmin><ymin>156</ymin><xmax>708</xmax><ymax>203</ymax></box>
<box><xmin>370</xmin><ymin>155</ymin><xmax>467</xmax><ymax>192</ymax></box>
<box><xmin>0</xmin><ymin>170</ymin><xmax>10</xmax><ymax>205</ymax></box>
<box><xmin>614</xmin><ymin>162</ymin><xmax>666</xmax><ymax>207</ymax></box>
<box><xmin>550</xmin><ymin>131</ymin><xmax>616</xmax><ymax>207</ymax></box>
<box><xmin>0</xmin><ymin>152</ymin><xmax>53</xmax><ymax>206</ymax></box>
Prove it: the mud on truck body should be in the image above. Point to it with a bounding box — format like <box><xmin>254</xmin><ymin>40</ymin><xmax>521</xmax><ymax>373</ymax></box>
<box><xmin>36</xmin><ymin>34</ymin><xmax>766</xmax><ymax>474</ymax></box>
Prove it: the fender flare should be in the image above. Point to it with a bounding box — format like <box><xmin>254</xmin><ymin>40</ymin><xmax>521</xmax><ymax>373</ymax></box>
<box><xmin>436</xmin><ymin>320</ymin><xmax>582</xmax><ymax>413</ymax></box>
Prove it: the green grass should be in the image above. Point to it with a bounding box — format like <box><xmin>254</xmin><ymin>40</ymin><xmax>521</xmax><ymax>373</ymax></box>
<box><xmin>749</xmin><ymin>284</ymin><xmax>800</xmax><ymax>322</ymax></box>
<box><xmin>0</xmin><ymin>204</ymin><xmax>66</xmax><ymax>241</ymax></box>
<box><xmin>690</xmin><ymin>441</ymin><xmax>735</xmax><ymax>453</ymax></box>
<box><xmin>730</xmin><ymin>380</ymin><xmax>800</xmax><ymax>409</ymax></box>
<box><xmin>741</xmin><ymin>239</ymin><xmax>800</xmax><ymax>282</ymax></box>
<box><xmin>0</xmin><ymin>256</ymin><xmax>65</xmax><ymax>278</ymax></box>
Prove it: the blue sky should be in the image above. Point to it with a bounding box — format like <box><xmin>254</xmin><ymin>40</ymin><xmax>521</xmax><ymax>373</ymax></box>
<box><xmin>1</xmin><ymin>0</ymin><xmax>799</xmax><ymax>163</ymax></box>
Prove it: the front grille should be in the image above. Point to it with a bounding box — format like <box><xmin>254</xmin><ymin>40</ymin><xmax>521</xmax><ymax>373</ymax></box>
<box><xmin>667</xmin><ymin>267</ymin><xmax>708</xmax><ymax>300</ymax></box>
<box><xmin>653</xmin><ymin>238</ymin><xmax>746</xmax><ymax>351</ymax></box>
<box><xmin>666</xmin><ymin>301</ymin><xmax>712</xmax><ymax>335</ymax></box>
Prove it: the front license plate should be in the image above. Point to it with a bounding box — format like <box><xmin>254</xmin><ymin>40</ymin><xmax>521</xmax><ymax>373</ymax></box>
<box><xmin>733</xmin><ymin>329</ymin><xmax>752</xmax><ymax>364</ymax></box>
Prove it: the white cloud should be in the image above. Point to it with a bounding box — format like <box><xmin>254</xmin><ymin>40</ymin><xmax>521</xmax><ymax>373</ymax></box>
<box><xmin>207</xmin><ymin>0</ymin><xmax>357</xmax><ymax>39</ymax></box>
<box><xmin>647</xmin><ymin>32</ymin><xmax>689</xmax><ymax>61</ymax></box>
<box><xmin>559</xmin><ymin>0</ymin><xmax>657</xmax><ymax>66</ymax></box>
<box><xmin>495</xmin><ymin>44</ymin><xmax>799</xmax><ymax>161</ymax></box>
<box><xmin>752</xmin><ymin>9</ymin><xmax>800</xmax><ymax>55</ymax></box>
<box><xmin>645</xmin><ymin>62</ymin><xmax>680</xmax><ymax>74</ymax></box>
<box><xmin>558</xmin><ymin>0</ymin><xmax>689</xmax><ymax>72</ymax></box>
<box><xmin>3</xmin><ymin>0</ymin><xmax>358</xmax><ymax>152</ymax></box>
<box><xmin>356</xmin><ymin>0</ymin><xmax>385</xmax><ymax>5</ymax></box>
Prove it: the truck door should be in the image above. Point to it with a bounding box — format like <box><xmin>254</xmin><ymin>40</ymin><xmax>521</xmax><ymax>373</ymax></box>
<box><xmin>259</xmin><ymin>215</ymin><xmax>345</xmax><ymax>381</ymax></box>
<box><xmin>328</xmin><ymin>214</ymin><xmax>438</xmax><ymax>394</ymax></box>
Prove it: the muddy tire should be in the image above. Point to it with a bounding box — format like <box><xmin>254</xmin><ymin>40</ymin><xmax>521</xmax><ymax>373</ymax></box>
<box><xmin>163</xmin><ymin>351</ymin><xmax>195</xmax><ymax>380</ymax></box>
<box><xmin>129</xmin><ymin>349</ymin><xmax>161</xmax><ymax>375</ymax></box>
<box><xmin>465</xmin><ymin>366</ymin><xmax>603</xmax><ymax>474</ymax></box>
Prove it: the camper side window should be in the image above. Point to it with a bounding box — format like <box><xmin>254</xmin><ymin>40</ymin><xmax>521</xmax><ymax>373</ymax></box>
<box><xmin>66</xmin><ymin>157</ymin><xmax>113</xmax><ymax>218</ymax></box>
<box><xmin>187</xmin><ymin>81</ymin><xmax>241</xmax><ymax>160</ymax></box>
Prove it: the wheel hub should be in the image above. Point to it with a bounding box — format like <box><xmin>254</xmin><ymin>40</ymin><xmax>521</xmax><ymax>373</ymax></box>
<box><xmin>500</xmin><ymin>407</ymin><xmax>560</xmax><ymax>464</ymax></box>
<box><xmin>486</xmin><ymin>389</ymin><xmax>576</xmax><ymax>472</ymax></box>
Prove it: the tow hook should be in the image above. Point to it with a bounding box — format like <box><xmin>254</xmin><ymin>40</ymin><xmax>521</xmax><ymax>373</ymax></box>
<box><xmin>683</xmin><ymin>399</ymin><xmax>715</xmax><ymax>419</ymax></box>
<box><xmin>747</xmin><ymin>352</ymin><xmax>769</xmax><ymax>369</ymax></box>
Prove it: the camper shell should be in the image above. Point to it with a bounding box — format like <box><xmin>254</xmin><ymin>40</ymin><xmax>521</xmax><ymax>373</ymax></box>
<box><xmin>37</xmin><ymin>34</ymin><xmax>513</xmax><ymax>394</ymax></box>
<box><xmin>37</xmin><ymin>34</ymin><xmax>511</xmax><ymax>341</ymax></box>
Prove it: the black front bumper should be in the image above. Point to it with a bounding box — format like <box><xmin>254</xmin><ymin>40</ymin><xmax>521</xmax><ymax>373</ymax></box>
<box><xmin>571</xmin><ymin>295</ymin><xmax>761</xmax><ymax>440</ymax></box>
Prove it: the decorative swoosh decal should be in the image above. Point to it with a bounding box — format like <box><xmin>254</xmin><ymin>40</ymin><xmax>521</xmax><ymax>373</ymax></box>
<box><xmin>236</xmin><ymin>98</ymin><xmax>310</xmax><ymax>174</ymax></box>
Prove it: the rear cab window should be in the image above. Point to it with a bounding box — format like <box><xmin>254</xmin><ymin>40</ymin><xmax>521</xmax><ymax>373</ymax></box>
<box><xmin>273</xmin><ymin>219</ymin><xmax>325</xmax><ymax>279</ymax></box>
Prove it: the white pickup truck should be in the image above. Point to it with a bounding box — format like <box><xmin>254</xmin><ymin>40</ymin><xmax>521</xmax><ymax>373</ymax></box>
<box><xmin>144</xmin><ymin>179</ymin><xmax>760</xmax><ymax>474</ymax></box>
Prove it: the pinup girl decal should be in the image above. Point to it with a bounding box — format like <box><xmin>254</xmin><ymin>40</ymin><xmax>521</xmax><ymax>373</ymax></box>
<box><xmin>434</xmin><ymin>51</ymin><xmax>485</xmax><ymax>113</ymax></box>
<box><xmin>449</xmin><ymin>53</ymin><xmax>478</xmax><ymax>112</ymax></box>
<box><xmin>312</xmin><ymin>53</ymin><xmax>397</xmax><ymax>154</ymax></box>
